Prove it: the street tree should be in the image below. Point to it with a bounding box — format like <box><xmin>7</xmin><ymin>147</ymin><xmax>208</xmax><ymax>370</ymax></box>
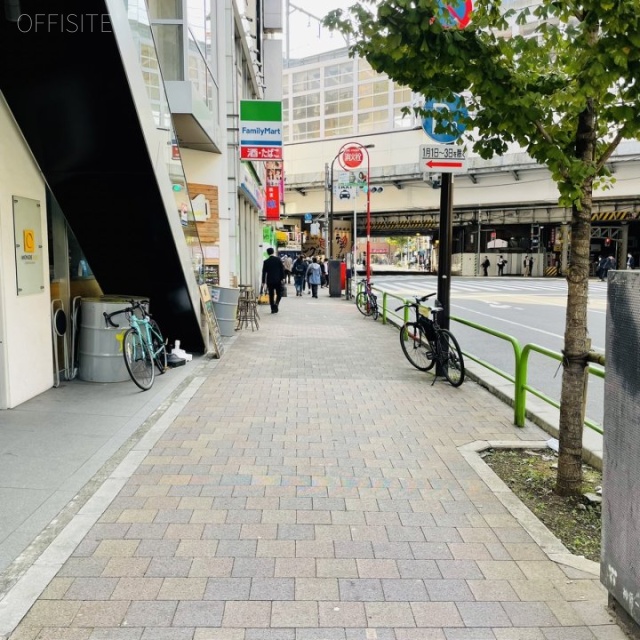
<box><xmin>325</xmin><ymin>0</ymin><xmax>640</xmax><ymax>495</ymax></box>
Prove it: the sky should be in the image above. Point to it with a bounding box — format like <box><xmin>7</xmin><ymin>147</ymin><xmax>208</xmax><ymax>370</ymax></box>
<box><xmin>284</xmin><ymin>0</ymin><xmax>356</xmax><ymax>59</ymax></box>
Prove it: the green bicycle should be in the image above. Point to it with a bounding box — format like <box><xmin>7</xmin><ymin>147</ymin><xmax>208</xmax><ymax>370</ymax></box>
<box><xmin>103</xmin><ymin>299</ymin><xmax>168</xmax><ymax>391</ymax></box>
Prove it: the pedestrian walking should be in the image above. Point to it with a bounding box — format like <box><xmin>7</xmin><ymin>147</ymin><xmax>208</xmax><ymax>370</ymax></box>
<box><xmin>283</xmin><ymin>255</ymin><xmax>293</xmax><ymax>283</ymax></box>
<box><xmin>292</xmin><ymin>254</ymin><xmax>307</xmax><ymax>296</ymax></box>
<box><xmin>481</xmin><ymin>256</ymin><xmax>490</xmax><ymax>277</ymax></box>
<box><xmin>262</xmin><ymin>248</ymin><xmax>285</xmax><ymax>313</ymax></box>
<box><xmin>627</xmin><ymin>253</ymin><xmax>635</xmax><ymax>270</ymax></box>
<box><xmin>497</xmin><ymin>255</ymin><xmax>506</xmax><ymax>276</ymax></box>
<box><xmin>306</xmin><ymin>256</ymin><xmax>323</xmax><ymax>298</ymax></box>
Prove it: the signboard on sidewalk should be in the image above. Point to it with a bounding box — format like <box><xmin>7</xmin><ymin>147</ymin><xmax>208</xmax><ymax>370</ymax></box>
<box><xmin>240</xmin><ymin>100</ymin><xmax>283</xmax><ymax>161</ymax></box>
<box><xmin>199</xmin><ymin>284</ymin><xmax>224</xmax><ymax>358</ymax></box>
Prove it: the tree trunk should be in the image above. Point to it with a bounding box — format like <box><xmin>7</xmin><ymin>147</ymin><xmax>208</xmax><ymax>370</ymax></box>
<box><xmin>556</xmin><ymin>101</ymin><xmax>596</xmax><ymax>497</ymax></box>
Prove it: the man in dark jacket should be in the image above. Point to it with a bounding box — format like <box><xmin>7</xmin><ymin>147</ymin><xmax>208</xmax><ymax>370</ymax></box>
<box><xmin>262</xmin><ymin>248</ymin><xmax>285</xmax><ymax>313</ymax></box>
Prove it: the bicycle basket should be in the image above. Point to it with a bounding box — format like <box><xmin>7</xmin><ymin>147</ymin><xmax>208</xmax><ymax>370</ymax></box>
<box><xmin>418</xmin><ymin>305</ymin><xmax>431</xmax><ymax>318</ymax></box>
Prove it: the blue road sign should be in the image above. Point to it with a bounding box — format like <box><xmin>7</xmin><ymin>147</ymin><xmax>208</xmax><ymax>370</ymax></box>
<box><xmin>304</xmin><ymin>213</ymin><xmax>313</xmax><ymax>222</ymax></box>
<box><xmin>421</xmin><ymin>95</ymin><xmax>469</xmax><ymax>144</ymax></box>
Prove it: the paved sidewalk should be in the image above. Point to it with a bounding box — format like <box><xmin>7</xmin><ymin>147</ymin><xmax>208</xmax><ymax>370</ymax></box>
<box><xmin>1</xmin><ymin>289</ymin><xmax>623</xmax><ymax>639</ymax></box>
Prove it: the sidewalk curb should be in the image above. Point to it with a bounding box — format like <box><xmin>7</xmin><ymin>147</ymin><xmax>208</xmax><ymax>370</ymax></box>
<box><xmin>459</xmin><ymin>440</ymin><xmax>600</xmax><ymax>577</ymax></box>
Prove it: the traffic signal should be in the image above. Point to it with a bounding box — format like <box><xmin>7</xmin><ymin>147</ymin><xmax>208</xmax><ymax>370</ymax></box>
<box><xmin>604</xmin><ymin>237</ymin><xmax>611</xmax><ymax>247</ymax></box>
<box><xmin>370</xmin><ymin>186</ymin><xmax>384</xmax><ymax>193</ymax></box>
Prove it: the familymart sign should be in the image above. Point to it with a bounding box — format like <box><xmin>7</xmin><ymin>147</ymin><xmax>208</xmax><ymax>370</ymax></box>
<box><xmin>240</xmin><ymin>100</ymin><xmax>283</xmax><ymax>161</ymax></box>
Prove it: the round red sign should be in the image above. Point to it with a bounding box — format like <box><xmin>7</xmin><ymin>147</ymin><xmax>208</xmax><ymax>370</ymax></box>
<box><xmin>341</xmin><ymin>146</ymin><xmax>364</xmax><ymax>169</ymax></box>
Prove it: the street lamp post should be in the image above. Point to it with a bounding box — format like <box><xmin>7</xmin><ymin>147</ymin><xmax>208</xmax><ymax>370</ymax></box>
<box><xmin>329</xmin><ymin>142</ymin><xmax>374</xmax><ymax>286</ymax></box>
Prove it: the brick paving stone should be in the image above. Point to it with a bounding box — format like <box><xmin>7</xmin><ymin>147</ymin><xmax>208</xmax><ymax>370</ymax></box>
<box><xmin>318</xmin><ymin>602</ymin><xmax>366</xmax><ymax>628</ymax></box>
<box><xmin>145</xmin><ymin>557</ymin><xmax>193</xmax><ymax>577</ymax></box>
<box><xmin>436</xmin><ymin>560</ymin><xmax>483</xmax><ymax>579</ymax></box>
<box><xmin>356</xmin><ymin>559</ymin><xmax>400</xmax><ymax>579</ymax></box>
<box><xmin>250</xmin><ymin>577</ymin><xmax>295</xmax><ymax>600</ymax></box>
<box><xmin>467</xmin><ymin>579</ymin><xmax>520</xmax><ymax>601</ymax></box>
<box><xmin>173</xmin><ymin>601</ymin><xmax>225</xmax><ymax>626</ymax></box>
<box><xmin>63</xmin><ymin>578</ymin><xmax>118</xmax><ymax>601</ymax></box>
<box><xmin>381</xmin><ymin>579</ymin><xmax>429</xmax><ymax>602</ymax></box>
<box><xmin>295</xmin><ymin>578</ymin><xmax>340</xmax><ymax>601</ymax></box>
<box><xmin>365</xmin><ymin>602</ymin><xmax>415</xmax><ymax>628</ymax></box>
<box><xmin>232</xmin><ymin>558</ymin><xmax>275</xmax><ymax>577</ymax></box>
<box><xmin>71</xmin><ymin>601</ymin><xmax>130</xmax><ymax>627</ymax></box>
<box><xmin>502</xmin><ymin>602</ymin><xmax>560</xmax><ymax>627</ymax></box>
<box><xmin>410</xmin><ymin>602</ymin><xmax>464</xmax><ymax>627</ymax></box>
<box><xmin>456</xmin><ymin>602</ymin><xmax>512</xmax><ymax>627</ymax></box>
<box><xmin>271</xmin><ymin>601</ymin><xmax>319</xmax><ymax>627</ymax></box>
<box><xmin>424</xmin><ymin>578</ymin><xmax>475</xmax><ymax>601</ymax></box>
<box><xmin>157</xmin><ymin>577</ymin><xmax>207</xmax><ymax>599</ymax></box>
<box><xmin>275</xmin><ymin>558</ymin><xmax>317</xmax><ymax>578</ymax></box>
<box><xmin>110</xmin><ymin>577</ymin><xmax>163</xmax><ymax>600</ymax></box>
<box><xmin>338</xmin><ymin>578</ymin><xmax>384</xmax><ymax>601</ymax></box>
<box><xmin>203</xmin><ymin>578</ymin><xmax>251</xmax><ymax>600</ymax></box>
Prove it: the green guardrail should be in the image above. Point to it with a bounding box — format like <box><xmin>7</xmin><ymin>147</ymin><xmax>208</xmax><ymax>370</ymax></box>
<box><xmin>354</xmin><ymin>283</ymin><xmax>605</xmax><ymax>434</ymax></box>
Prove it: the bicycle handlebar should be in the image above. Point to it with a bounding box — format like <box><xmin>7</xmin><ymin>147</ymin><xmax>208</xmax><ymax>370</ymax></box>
<box><xmin>394</xmin><ymin>292</ymin><xmax>437</xmax><ymax>312</ymax></box>
<box><xmin>103</xmin><ymin>299</ymin><xmax>150</xmax><ymax>328</ymax></box>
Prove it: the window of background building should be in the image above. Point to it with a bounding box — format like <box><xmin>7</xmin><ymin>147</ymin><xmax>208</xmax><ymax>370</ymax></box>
<box><xmin>324</xmin><ymin>61</ymin><xmax>353</xmax><ymax>87</ymax></box>
<box><xmin>358</xmin><ymin>109</ymin><xmax>388</xmax><ymax>134</ymax></box>
<box><xmin>325</xmin><ymin>115</ymin><xmax>353</xmax><ymax>138</ymax></box>
<box><xmin>325</xmin><ymin>87</ymin><xmax>353</xmax><ymax>116</ymax></box>
<box><xmin>292</xmin><ymin>120</ymin><xmax>320</xmax><ymax>141</ymax></box>
<box><xmin>358</xmin><ymin>58</ymin><xmax>377</xmax><ymax>82</ymax></box>
<box><xmin>358</xmin><ymin>79</ymin><xmax>389</xmax><ymax>109</ymax></box>
<box><xmin>293</xmin><ymin>93</ymin><xmax>320</xmax><ymax>120</ymax></box>
<box><xmin>292</xmin><ymin>69</ymin><xmax>321</xmax><ymax>93</ymax></box>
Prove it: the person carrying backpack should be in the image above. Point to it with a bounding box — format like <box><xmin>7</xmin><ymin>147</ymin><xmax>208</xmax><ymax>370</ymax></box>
<box><xmin>292</xmin><ymin>255</ymin><xmax>307</xmax><ymax>296</ymax></box>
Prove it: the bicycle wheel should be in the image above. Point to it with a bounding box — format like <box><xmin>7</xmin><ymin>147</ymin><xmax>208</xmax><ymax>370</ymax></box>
<box><xmin>149</xmin><ymin>319</ymin><xmax>168</xmax><ymax>374</ymax></box>
<box><xmin>123</xmin><ymin>328</ymin><xmax>155</xmax><ymax>391</ymax></box>
<box><xmin>371</xmin><ymin>295</ymin><xmax>379</xmax><ymax>321</ymax></box>
<box><xmin>436</xmin><ymin>329</ymin><xmax>465</xmax><ymax>387</ymax></box>
<box><xmin>356</xmin><ymin>291</ymin><xmax>374</xmax><ymax>316</ymax></box>
<box><xmin>399</xmin><ymin>322</ymin><xmax>435</xmax><ymax>371</ymax></box>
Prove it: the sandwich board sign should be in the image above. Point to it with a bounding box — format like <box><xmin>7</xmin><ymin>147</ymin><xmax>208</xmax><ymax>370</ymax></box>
<box><xmin>199</xmin><ymin>284</ymin><xmax>224</xmax><ymax>358</ymax></box>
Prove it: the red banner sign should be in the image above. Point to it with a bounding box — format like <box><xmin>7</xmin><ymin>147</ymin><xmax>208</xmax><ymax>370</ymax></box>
<box><xmin>265</xmin><ymin>185</ymin><xmax>280</xmax><ymax>220</ymax></box>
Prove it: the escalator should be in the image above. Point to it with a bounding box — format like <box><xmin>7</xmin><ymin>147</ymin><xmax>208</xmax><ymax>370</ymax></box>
<box><xmin>0</xmin><ymin>0</ymin><xmax>205</xmax><ymax>352</ymax></box>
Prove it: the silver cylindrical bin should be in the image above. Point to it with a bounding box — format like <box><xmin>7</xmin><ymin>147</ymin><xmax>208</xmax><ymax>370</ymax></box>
<box><xmin>210</xmin><ymin>286</ymin><xmax>240</xmax><ymax>337</ymax></box>
<box><xmin>78</xmin><ymin>297</ymin><xmax>137</xmax><ymax>382</ymax></box>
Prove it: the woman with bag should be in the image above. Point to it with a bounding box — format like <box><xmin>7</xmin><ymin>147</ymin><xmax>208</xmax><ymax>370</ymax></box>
<box><xmin>306</xmin><ymin>257</ymin><xmax>323</xmax><ymax>299</ymax></box>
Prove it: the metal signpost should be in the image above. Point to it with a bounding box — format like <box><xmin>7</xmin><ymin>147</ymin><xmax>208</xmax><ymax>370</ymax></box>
<box><xmin>421</xmin><ymin>91</ymin><xmax>470</xmax><ymax>331</ymax></box>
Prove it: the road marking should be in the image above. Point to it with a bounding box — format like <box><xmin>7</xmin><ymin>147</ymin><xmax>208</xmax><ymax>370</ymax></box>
<box><xmin>451</xmin><ymin>303</ymin><xmax>605</xmax><ymax>351</ymax></box>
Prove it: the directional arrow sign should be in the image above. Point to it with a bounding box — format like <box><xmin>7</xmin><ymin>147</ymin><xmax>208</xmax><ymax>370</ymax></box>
<box><xmin>420</xmin><ymin>144</ymin><xmax>466</xmax><ymax>173</ymax></box>
<box><xmin>425</xmin><ymin>159</ymin><xmax>465</xmax><ymax>171</ymax></box>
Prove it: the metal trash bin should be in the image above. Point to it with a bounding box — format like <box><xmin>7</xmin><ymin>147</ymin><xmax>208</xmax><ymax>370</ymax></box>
<box><xmin>78</xmin><ymin>296</ymin><xmax>146</xmax><ymax>382</ymax></box>
<box><xmin>210</xmin><ymin>286</ymin><xmax>240</xmax><ymax>337</ymax></box>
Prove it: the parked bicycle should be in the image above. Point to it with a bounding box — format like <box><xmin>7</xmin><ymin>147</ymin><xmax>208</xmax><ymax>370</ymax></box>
<box><xmin>395</xmin><ymin>293</ymin><xmax>465</xmax><ymax>387</ymax></box>
<box><xmin>355</xmin><ymin>279</ymin><xmax>379</xmax><ymax>320</ymax></box>
<box><xmin>103</xmin><ymin>299</ymin><xmax>168</xmax><ymax>391</ymax></box>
